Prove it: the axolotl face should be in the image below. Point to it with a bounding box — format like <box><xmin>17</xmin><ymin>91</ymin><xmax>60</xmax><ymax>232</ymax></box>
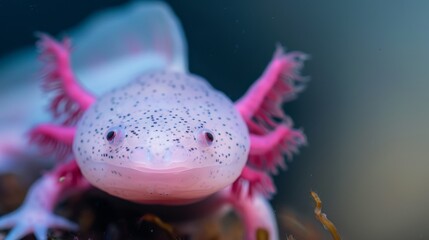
<box><xmin>73</xmin><ymin>71</ymin><xmax>250</xmax><ymax>205</ymax></box>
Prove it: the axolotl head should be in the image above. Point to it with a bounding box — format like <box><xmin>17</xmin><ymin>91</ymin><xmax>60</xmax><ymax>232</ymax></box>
<box><xmin>73</xmin><ymin>71</ymin><xmax>249</xmax><ymax>204</ymax></box>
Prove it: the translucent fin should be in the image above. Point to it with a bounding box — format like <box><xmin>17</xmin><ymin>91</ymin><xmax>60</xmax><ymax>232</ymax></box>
<box><xmin>0</xmin><ymin>49</ymin><xmax>48</xmax><ymax>125</ymax></box>
<box><xmin>68</xmin><ymin>1</ymin><xmax>188</xmax><ymax>95</ymax></box>
<box><xmin>0</xmin><ymin>50</ymin><xmax>54</xmax><ymax>177</ymax></box>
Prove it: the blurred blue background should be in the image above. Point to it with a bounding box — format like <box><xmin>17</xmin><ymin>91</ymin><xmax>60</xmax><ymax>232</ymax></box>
<box><xmin>1</xmin><ymin>1</ymin><xmax>428</xmax><ymax>239</ymax></box>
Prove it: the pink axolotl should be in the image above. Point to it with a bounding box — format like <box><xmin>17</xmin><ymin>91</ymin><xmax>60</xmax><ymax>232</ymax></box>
<box><xmin>0</xmin><ymin>2</ymin><xmax>307</xmax><ymax>240</ymax></box>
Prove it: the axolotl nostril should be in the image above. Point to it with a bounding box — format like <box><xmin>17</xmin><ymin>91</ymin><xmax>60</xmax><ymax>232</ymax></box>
<box><xmin>0</xmin><ymin>2</ymin><xmax>308</xmax><ymax>240</ymax></box>
<box><xmin>75</xmin><ymin>71</ymin><xmax>250</xmax><ymax>204</ymax></box>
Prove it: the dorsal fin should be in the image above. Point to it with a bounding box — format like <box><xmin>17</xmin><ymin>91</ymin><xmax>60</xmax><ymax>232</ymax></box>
<box><xmin>68</xmin><ymin>1</ymin><xmax>188</xmax><ymax>95</ymax></box>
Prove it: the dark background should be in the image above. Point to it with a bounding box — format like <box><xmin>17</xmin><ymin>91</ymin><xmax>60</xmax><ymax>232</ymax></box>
<box><xmin>1</xmin><ymin>1</ymin><xmax>429</xmax><ymax>239</ymax></box>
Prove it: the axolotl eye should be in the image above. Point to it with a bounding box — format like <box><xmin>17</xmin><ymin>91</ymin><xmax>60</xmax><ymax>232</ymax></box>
<box><xmin>105</xmin><ymin>126</ymin><xmax>125</xmax><ymax>146</ymax></box>
<box><xmin>195</xmin><ymin>128</ymin><xmax>215</xmax><ymax>147</ymax></box>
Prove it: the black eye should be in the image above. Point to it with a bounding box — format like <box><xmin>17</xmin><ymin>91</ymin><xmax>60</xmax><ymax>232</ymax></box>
<box><xmin>106</xmin><ymin>131</ymin><xmax>116</xmax><ymax>142</ymax></box>
<box><xmin>105</xmin><ymin>126</ymin><xmax>125</xmax><ymax>146</ymax></box>
<box><xmin>195</xmin><ymin>129</ymin><xmax>215</xmax><ymax>147</ymax></box>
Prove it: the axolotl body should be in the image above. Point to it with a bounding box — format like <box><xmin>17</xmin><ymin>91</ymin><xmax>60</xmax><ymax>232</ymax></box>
<box><xmin>0</xmin><ymin>2</ymin><xmax>307</xmax><ymax>240</ymax></box>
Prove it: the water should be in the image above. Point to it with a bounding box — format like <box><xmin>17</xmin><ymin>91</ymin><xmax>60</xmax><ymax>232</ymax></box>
<box><xmin>1</xmin><ymin>1</ymin><xmax>429</xmax><ymax>239</ymax></box>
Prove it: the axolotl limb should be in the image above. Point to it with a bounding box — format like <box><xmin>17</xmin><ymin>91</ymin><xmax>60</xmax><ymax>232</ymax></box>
<box><xmin>0</xmin><ymin>2</ymin><xmax>307</xmax><ymax>240</ymax></box>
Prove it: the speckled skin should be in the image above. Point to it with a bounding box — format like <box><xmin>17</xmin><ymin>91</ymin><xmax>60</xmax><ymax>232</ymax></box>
<box><xmin>74</xmin><ymin>71</ymin><xmax>249</xmax><ymax>204</ymax></box>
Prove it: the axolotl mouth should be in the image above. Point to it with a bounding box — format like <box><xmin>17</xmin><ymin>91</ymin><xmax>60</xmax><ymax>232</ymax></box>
<box><xmin>79</xmin><ymin>158</ymin><xmax>244</xmax><ymax>205</ymax></box>
<box><xmin>128</xmin><ymin>146</ymin><xmax>205</xmax><ymax>171</ymax></box>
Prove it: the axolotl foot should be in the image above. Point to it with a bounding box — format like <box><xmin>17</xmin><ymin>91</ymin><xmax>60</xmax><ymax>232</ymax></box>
<box><xmin>0</xmin><ymin>205</ymin><xmax>77</xmax><ymax>240</ymax></box>
<box><xmin>0</xmin><ymin>161</ymin><xmax>87</xmax><ymax>240</ymax></box>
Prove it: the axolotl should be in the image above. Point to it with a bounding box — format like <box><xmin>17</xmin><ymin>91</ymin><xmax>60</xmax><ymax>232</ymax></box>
<box><xmin>0</xmin><ymin>2</ymin><xmax>307</xmax><ymax>240</ymax></box>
